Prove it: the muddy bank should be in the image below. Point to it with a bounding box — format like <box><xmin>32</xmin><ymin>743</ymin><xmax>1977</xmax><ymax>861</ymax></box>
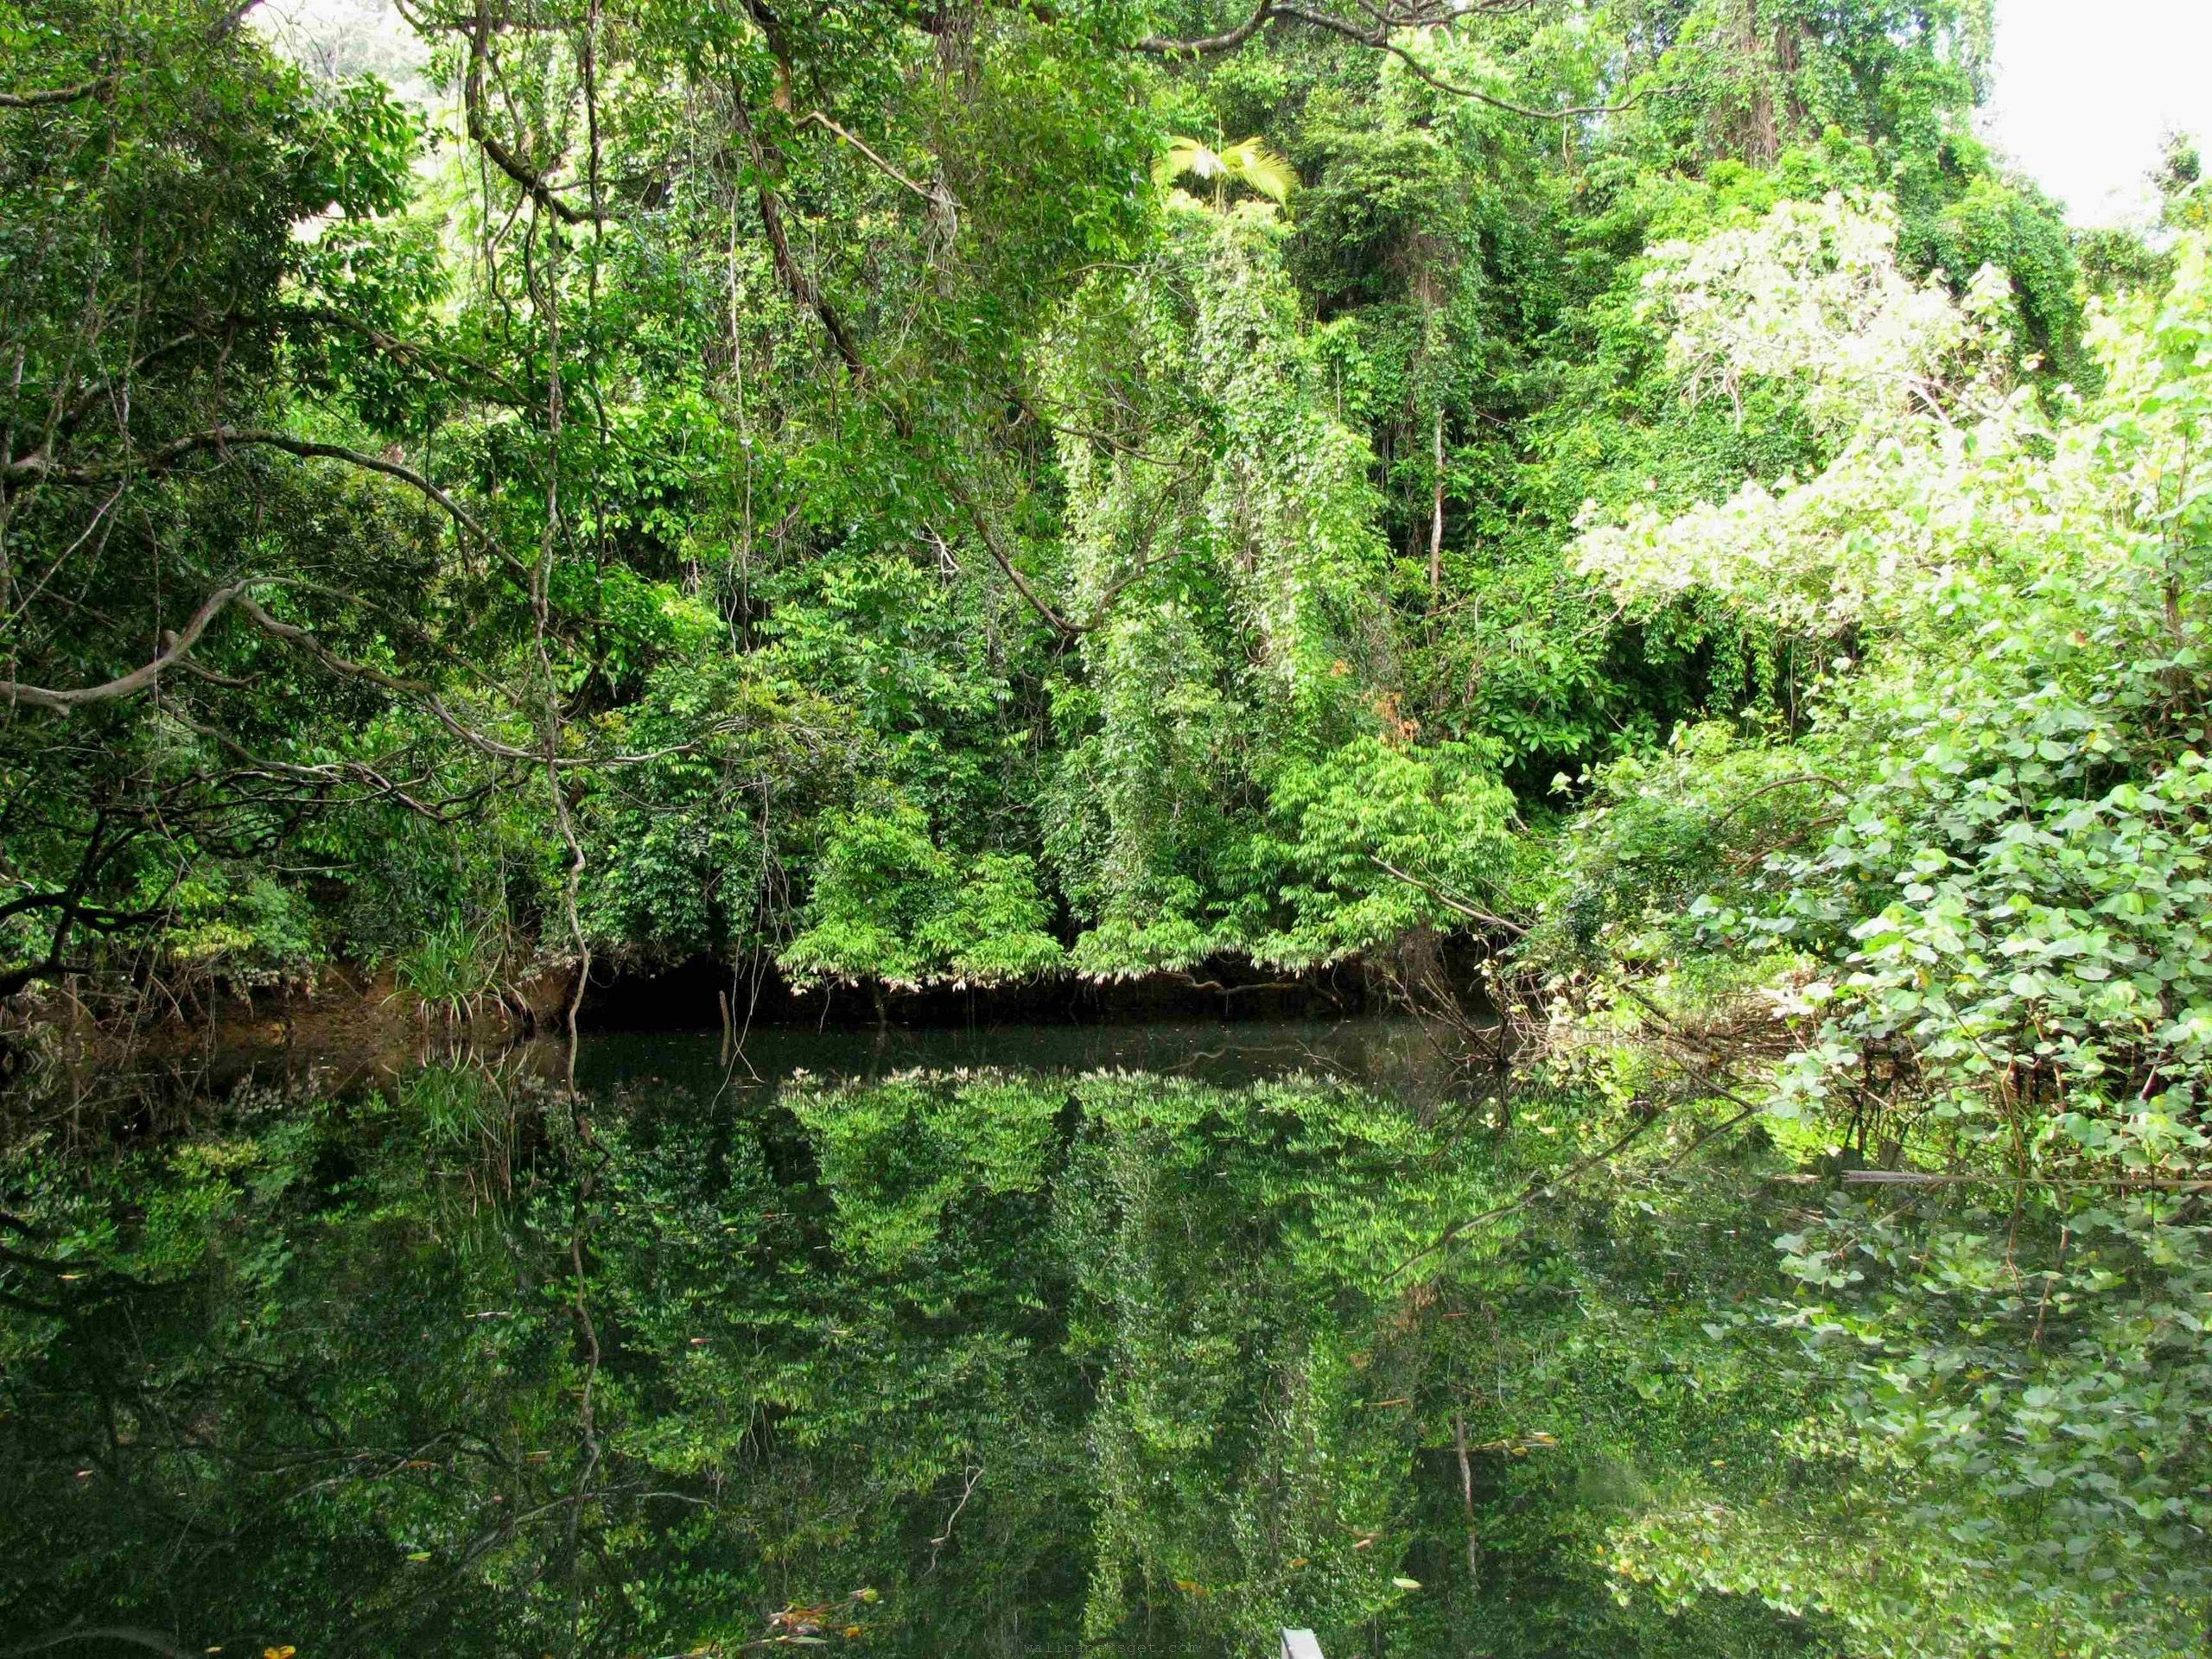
<box><xmin>0</xmin><ymin>959</ymin><xmax>577</xmax><ymax>1084</ymax></box>
<box><xmin>1</xmin><ymin>928</ymin><xmax>1495</xmax><ymax>1080</ymax></box>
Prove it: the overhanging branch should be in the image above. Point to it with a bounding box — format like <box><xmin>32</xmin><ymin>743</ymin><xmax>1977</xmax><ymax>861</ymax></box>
<box><xmin>0</xmin><ymin>76</ymin><xmax>113</xmax><ymax>111</ymax></box>
<box><xmin>1135</xmin><ymin>0</ymin><xmax>1633</xmax><ymax>118</ymax></box>
<box><xmin>8</xmin><ymin>425</ymin><xmax>522</xmax><ymax>577</ymax></box>
<box><xmin>941</xmin><ymin>473</ymin><xmax>1090</xmax><ymax>638</ymax></box>
<box><xmin>461</xmin><ymin>9</ymin><xmax>602</xmax><ymax>225</ymax></box>
<box><xmin>1</xmin><ymin>578</ymin><xmax>710</xmax><ymax>775</ymax></box>
<box><xmin>0</xmin><ymin>582</ymin><xmax>257</xmax><ymax>712</ymax></box>
<box><xmin>1370</xmin><ymin>855</ymin><xmax>1527</xmax><ymax>935</ymax></box>
<box><xmin>798</xmin><ymin>111</ymin><xmax>938</xmax><ymax>203</ymax></box>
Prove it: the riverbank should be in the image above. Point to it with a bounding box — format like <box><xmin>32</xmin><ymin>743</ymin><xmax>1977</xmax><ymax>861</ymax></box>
<box><xmin>0</xmin><ymin>931</ymin><xmax>1505</xmax><ymax>1084</ymax></box>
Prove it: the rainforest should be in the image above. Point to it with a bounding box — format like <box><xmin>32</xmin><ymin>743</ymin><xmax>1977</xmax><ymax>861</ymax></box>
<box><xmin>3</xmin><ymin>0</ymin><xmax>2211</xmax><ymax>1654</ymax></box>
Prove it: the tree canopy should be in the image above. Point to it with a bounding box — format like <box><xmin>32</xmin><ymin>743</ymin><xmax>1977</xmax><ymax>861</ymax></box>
<box><xmin>0</xmin><ymin>0</ymin><xmax>2100</xmax><ymax>1009</ymax></box>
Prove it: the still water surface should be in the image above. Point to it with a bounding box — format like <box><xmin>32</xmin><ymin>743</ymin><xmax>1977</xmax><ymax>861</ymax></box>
<box><xmin>0</xmin><ymin>1020</ymin><xmax>2037</xmax><ymax>1656</ymax></box>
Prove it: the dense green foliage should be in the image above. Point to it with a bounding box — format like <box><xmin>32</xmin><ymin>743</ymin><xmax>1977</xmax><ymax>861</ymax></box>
<box><xmin>0</xmin><ymin>0</ymin><xmax>2094</xmax><ymax>1001</ymax></box>
<box><xmin>9</xmin><ymin>0</ymin><xmax>2212</xmax><ymax>1649</ymax></box>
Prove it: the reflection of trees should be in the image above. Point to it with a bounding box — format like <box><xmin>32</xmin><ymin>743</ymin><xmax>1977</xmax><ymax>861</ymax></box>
<box><xmin>1059</xmin><ymin>1074</ymin><xmax>1503</xmax><ymax>1650</ymax></box>
<box><xmin>0</xmin><ymin>1063</ymin><xmax>1103</xmax><ymax>1656</ymax></box>
<box><xmin>1608</xmin><ymin>1185</ymin><xmax>2212</xmax><ymax>1658</ymax></box>
<box><xmin>4</xmin><ymin>1058</ymin><xmax>2196</xmax><ymax>1657</ymax></box>
<box><xmin>3</xmin><ymin>1061</ymin><xmax>1515</xmax><ymax>1655</ymax></box>
<box><xmin>0</xmin><ymin>1062</ymin><xmax>670</xmax><ymax>1656</ymax></box>
<box><xmin>597</xmin><ymin>1067</ymin><xmax>1094</xmax><ymax>1656</ymax></box>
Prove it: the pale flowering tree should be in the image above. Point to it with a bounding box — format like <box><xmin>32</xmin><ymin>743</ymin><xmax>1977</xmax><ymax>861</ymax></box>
<box><xmin>1573</xmin><ymin>194</ymin><xmax>2026</xmax><ymax>633</ymax></box>
<box><xmin>1638</xmin><ymin>190</ymin><xmax>2003</xmax><ymax>435</ymax></box>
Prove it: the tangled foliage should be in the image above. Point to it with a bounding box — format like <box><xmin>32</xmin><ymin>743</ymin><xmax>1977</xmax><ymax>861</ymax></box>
<box><xmin>1551</xmin><ymin>194</ymin><xmax>2212</xmax><ymax>1659</ymax></box>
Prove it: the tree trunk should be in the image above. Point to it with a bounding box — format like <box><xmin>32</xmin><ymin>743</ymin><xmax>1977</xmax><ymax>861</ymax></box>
<box><xmin>1428</xmin><ymin>404</ymin><xmax>1445</xmax><ymax>606</ymax></box>
<box><xmin>1741</xmin><ymin>0</ymin><xmax>1778</xmax><ymax>166</ymax></box>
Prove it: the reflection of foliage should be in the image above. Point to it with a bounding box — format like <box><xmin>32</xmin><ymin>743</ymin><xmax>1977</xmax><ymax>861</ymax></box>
<box><xmin>3</xmin><ymin>1049</ymin><xmax>2202</xmax><ymax>1655</ymax></box>
<box><xmin>1712</xmin><ymin>1187</ymin><xmax>2212</xmax><ymax>1656</ymax></box>
<box><xmin>1065</xmin><ymin>1073</ymin><xmax>1505</xmax><ymax>1645</ymax></box>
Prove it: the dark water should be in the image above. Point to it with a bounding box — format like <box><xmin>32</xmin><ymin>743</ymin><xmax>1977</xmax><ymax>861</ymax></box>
<box><xmin>0</xmin><ymin>1020</ymin><xmax>2191</xmax><ymax>1658</ymax></box>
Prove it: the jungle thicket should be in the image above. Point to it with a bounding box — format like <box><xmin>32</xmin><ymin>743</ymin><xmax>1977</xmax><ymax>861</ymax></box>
<box><xmin>0</xmin><ymin>0</ymin><xmax>2102</xmax><ymax>1006</ymax></box>
<box><xmin>9</xmin><ymin>1</ymin><xmax>2212</xmax><ymax>1650</ymax></box>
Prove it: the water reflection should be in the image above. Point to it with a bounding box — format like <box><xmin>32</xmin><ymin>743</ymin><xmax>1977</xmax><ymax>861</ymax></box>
<box><xmin>3</xmin><ymin>1024</ymin><xmax>2178</xmax><ymax>1657</ymax></box>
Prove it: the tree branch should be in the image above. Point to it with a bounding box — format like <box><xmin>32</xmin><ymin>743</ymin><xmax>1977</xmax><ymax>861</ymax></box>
<box><xmin>8</xmin><ymin>426</ymin><xmax>520</xmax><ymax>576</ymax></box>
<box><xmin>1707</xmin><ymin>772</ymin><xmax>1851</xmax><ymax>828</ymax></box>
<box><xmin>0</xmin><ymin>576</ymin><xmax>705</xmax><ymax>785</ymax></box>
<box><xmin>276</xmin><ymin>306</ymin><xmax>534</xmax><ymax>404</ymax></box>
<box><xmin>0</xmin><ymin>76</ymin><xmax>112</xmax><ymax>111</ymax></box>
<box><xmin>753</xmin><ymin>181</ymin><xmax>868</xmax><ymax>379</ymax></box>
<box><xmin>1370</xmin><ymin>855</ymin><xmax>1527</xmax><ymax>935</ymax></box>
<box><xmin>1135</xmin><ymin>0</ymin><xmax>1633</xmax><ymax>118</ymax></box>
<box><xmin>175</xmin><ymin>714</ymin><xmax>500</xmax><ymax>823</ymax></box>
<box><xmin>1134</xmin><ymin>0</ymin><xmax>1277</xmax><ymax>55</ymax></box>
<box><xmin>940</xmin><ymin>472</ymin><xmax>1090</xmax><ymax>637</ymax></box>
<box><xmin>183</xmin><ymin>428</ymin><xmax>498</xmax><ymax>543</ymax></box>
<box><xmin>1277</xmin><ymin>5</ymin><xmax>1637</xmax><ymax>114</ymax></box>
<box><xmin>462</xmin><ymin>9</ymin><xmax>601</xmax><ymax>225</ymax></box>
<box><xmin>798</xmin><ymin>111</ymin><xmax>939</xmax><ymax>204</ymax></box>
<box><xmin>0</xmin><ymin>582</ymin><xmax>257</xmax><ymax>711</ymax></box>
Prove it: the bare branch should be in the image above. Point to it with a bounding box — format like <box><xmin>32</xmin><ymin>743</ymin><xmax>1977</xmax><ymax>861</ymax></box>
<box><xmin>462</xmin><ymin>9</ymin><xmax>601</xmax><ymax>225</ymax></box>
<box><xmin>940</xmin><ymin>472</ymin><xmax>1090</xmax><ymax>638</ymax></box>
<box><xmin>230</xmin><ymin>593</ymin><xmax>547</xmax><ymax>763</ymax></box>
<box><xmin>0</xmin><ymin>576</ymin><xmax>707</xmax><ymax>785</ymax></box>
<box><xmin>1274</xmin><ymin>4</ymin><xmax>1637</xmax><ymax>114</ymax></box>
<box><xmin>178</xmin><ymin>714</ymin><xmax>500</xmax><ymax>822</ymax></box>
<box><xmin>729</xmin><ymin>98</ymin><xmax>871</xmax><ymax>382</ymax></box>
<box><xmin>8</xmin><ymin>426</ymin><xmax>520</xmax><ymax>576</ymax></box>
<box><xmin>163</xmin><ymin>428</ymin><xmax>501</xmax><ymax>551</ymax></box>
<box><xmin>753</xmin><ymin>179</ymin><xmax>868</xmax><ymax>380</ymax></box>
<box><xmin>1133</xmin><ymin>0</ymin><xmax>1276</xmax><ymax>56</ymax></box>
<box><xmin>276</xmin><ymin>306</ymin><xmax>533</xmax><ymax>404</ymax></box>
<box><xmin>1135</xmin><ymin>0</ymin><xmax>1635</xmax><ymax>118</ymax></box>
<box><xmin>798</xmin><ymin>111</ymin><xmax>939</xmax><ymax>204</ymax></box>
<box><xmin>0</xmin><ymin>581</ymin><xmax>257</xmax><ymax>712</ymax></box>
<box><xmin>1707</xmin><ymin>772</ymin><xmax>1852</xmax><ymax>828</ymax></box>
<box><xmin>232</xmin><ymin>595</ymin><xmax>721</xmax><ymax>769</ymax></box>
<box><xmin>1370</xmin><ymin>854</ymin><xmax>1528</xmax><ymax>935</ymax></box>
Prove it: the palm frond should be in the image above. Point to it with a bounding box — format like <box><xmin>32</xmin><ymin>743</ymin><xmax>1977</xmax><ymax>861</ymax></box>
<box><xmin>1156</xmin><ymin>136</ymin><xmax>1296</xmax><ymax>206</ymax></box>
<box><xmin>1220</xmin><ymin>139</ymin><xmax>1297</xmax><ymax>204</ymax></box>
<box><xmin>1156</xmin><ymin>137</ymin><xmax>1225</xmax><ymax>191</ymax></box>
